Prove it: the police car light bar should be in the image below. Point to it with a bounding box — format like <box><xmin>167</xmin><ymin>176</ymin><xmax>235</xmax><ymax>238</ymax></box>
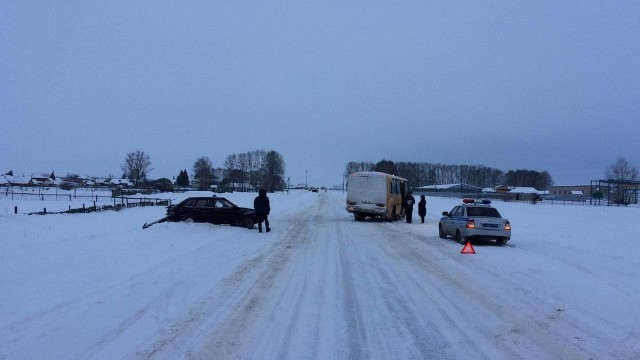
<box><xmin>463</xmin><ymin>198</ymin><xmax>492</xmax><ymax>205</ymax></box>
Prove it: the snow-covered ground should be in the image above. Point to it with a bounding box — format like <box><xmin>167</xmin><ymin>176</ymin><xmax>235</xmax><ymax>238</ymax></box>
<box><xmin>1</xmin><ymin>189</ymin><xmax>638</xmax><ymax>359</ymax></box>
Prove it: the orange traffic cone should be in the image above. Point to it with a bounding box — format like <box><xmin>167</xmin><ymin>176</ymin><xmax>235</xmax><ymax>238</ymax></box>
<box><xmin>461</xmin><ymin>241</ymin><xmax>475</xmax><ymax>254</ymax></box>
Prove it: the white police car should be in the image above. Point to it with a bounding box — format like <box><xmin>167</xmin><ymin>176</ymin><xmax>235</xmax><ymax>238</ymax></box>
<box><xmin>439</xmin><ymin>199</ymin><xmax>511</xmax><ymax>244</ymax></box>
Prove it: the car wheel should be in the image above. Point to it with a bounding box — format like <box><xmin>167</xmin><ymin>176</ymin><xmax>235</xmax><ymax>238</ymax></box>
<box><xmin>497</xmin><ymin>238</ymin><xmax>508</xmax><ymax>245</ymax></box>
<box><xmin>455</xmin><ymin>230</ymin><xmax>465</xmax><ymax>244</ymax></box>
<box><xmin>439</xmin><ymin>224</ymin><xmax>447</xmax><ymax>239</ymax></box>
<box><xmin>242</xmin><ymin>217</ymin><xmax>255</xmax><ymax>229</ymax></box>
<box><xmin>354</xmin><ymin>213</ymin><xmax>366</xmax><ymax>221</ymax></box>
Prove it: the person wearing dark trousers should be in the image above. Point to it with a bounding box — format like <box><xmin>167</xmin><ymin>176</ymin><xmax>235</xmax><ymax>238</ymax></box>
<box><xmin>254</xmin><ymin>188</ymin><xmax>271</xmax><ymax>233</ymax></box>
<box><xmin>418</xmin><ymin>195</ymin><xmax>427</xmax><ymax>223</ymax></box>
<box><xmin>403</xmin><ymin>191</ymin><xmax>415</xmax><ymax>223</ymax></box>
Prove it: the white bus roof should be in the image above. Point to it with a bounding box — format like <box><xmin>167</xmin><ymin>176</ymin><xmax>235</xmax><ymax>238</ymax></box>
<box><xmin>349</xmin><ymin>171</ymin><xmax>407</xmax><ymax>181</ymax></box>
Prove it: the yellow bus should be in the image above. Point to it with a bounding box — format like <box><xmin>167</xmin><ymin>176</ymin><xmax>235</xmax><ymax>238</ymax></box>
<box><xmin>345</xmin><ymin>171</ymin><xmax>409</xmax><ymax>221</ymax></box>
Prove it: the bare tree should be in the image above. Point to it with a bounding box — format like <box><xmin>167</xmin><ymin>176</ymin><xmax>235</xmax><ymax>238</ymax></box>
<box><xmin>503</xmin><ymin>169</ymin><xmax>553</xmax><ymax>190</ymax></box>
<box><xmin>237</xmin><ymin>152</ymin><xmax>252</xmax><ymax>191</ymax></box>
<box><xmin>373</xmin><ymin>160</ymin><xmax>398</xmax><ymax>175</ymax></box>
<box><xmin>344</xmin><ymin>161</ymin><xmax>374</xmax><ymax>177</ymax></box>
<box><xmin>193</xmin><ymin>156</ymin><xmax>214</xmax><ymax>190</ymax></box>
<box><xmin>224</xmin><ymin>150</ymin><xmax>279</xmax><ymax>191</ymax></box>
<box><xmin>248</xmin><ymin>149</ymin><xmax>266</xmax><ymax>189</ymax></box>
<box><xmin>606</xmin><ymin>157</ymin><xmax>639</xmax><ymax>181</ymax></box>
<box><xmin>224</xmin><ymin>153</ymin><xmax>238</xmax><ymax>171</ymax></box>
<box><xmin>263</xmin><ymin>150</ymin><xmax>286</xmax><ymax>191</ymax></box>
<box><xmin>121</xmin><ymin>150</ymin><xmax>152</xmax><ymax>186</ymax></box>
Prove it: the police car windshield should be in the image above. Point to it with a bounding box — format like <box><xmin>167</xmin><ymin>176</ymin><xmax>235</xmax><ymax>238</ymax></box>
<box><xmin>467</xmin><ymin>206</ymin><xmax>501</xmax><ymax>217</ymax></box>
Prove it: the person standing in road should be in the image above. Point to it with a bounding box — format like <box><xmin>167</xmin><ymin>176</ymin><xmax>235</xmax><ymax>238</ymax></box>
<box><xmin>418</xmin><ymin>195</ymin><xmax>427</xmax><ymax>223</ymax></box>
<box><xmin>403</xmin><ymin>191</ymin><xmax>415</xmax><ymax>223</ymax></box>
<box><xmin>254</xmin><ymin>188</ymin><xmax>271</xmax><ymax>233</ymax></box>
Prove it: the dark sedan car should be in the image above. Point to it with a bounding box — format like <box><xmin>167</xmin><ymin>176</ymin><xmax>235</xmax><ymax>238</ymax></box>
<box><xmin>144</xmin><ymin>196</ymin><xmax>257</xmax><ymax>229</ymax></box>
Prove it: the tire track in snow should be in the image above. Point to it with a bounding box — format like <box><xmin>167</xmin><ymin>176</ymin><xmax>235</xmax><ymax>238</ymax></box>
<box><xmin>127</xmin><ymin>191</ymin><xmax>626</xmax><ymax>359</ymax></box>
<box><xmin>194</xmin><ymin>196</ymin><xmax>320</xmax><ymax>360</ymax></box>
<box><xmin>373</xmin><ymin>224</ymin><xmax>619</xmax><ymax>359</ymax></box>
<box><xmin>331</xmin><ymin>218</ymin><xmax>453</xmax><ymax>359</ymax></box>
<box><xmin>137</xmin><ymin>194</ymin><xmax>321</xmax><ymax>360</ymax></box>
<box><xmin>0</xmin><ymin>240</ymin><xmax>223</xmax><ymax>359</ymax></box>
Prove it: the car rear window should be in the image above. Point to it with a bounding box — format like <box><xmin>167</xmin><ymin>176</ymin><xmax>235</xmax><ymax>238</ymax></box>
<box><xmin>467</xmin><ymin>206</ymin><xmax>501</xmax><ymax>217</ymax></box>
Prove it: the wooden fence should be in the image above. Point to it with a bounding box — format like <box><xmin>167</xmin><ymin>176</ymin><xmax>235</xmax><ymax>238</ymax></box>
<box><xmin>27</xmin><ymin>198</ymin><xmax>170</xmax><ymax>215</ymax></box>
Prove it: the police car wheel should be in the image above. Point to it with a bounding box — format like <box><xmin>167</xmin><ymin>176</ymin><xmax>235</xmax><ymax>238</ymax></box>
<box><xmin>439</xmin><ymin>225</ymin><xmax>446</xmax><ymax>239</ymax></box>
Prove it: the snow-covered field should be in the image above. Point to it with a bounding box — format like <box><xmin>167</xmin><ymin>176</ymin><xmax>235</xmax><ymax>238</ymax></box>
<box><xmin>1</xmin><ymin>189</ymin><xmax>639</xmax><ymax>359</ymax></box>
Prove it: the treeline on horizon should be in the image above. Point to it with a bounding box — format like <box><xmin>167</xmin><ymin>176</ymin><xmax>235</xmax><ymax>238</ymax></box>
<box><xmin>174</xmin><ymin>149</ymin><xmax>287</xmax><ymax>192</ymax></box>
<box><xmin>344</xmin><ymin>160</ymin><xmax>553</xmax><ymax>190</ymax></box>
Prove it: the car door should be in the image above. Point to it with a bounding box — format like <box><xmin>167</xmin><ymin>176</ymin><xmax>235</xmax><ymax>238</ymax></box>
<box><xmin>191</xmin><ymin>198</ymin><xmax>212</xmax><ymax>222</ymax></box>
<box><xmin>199</xmin><ymin>198</ymin><xmax>217</xmax><ymax>223</ymax></box>
<box><xmin>214</xmin><ymin>198</ymin><xmax>235</xmax><ymax>224</ymax></box>
<box><xmin>455</xmin><ymin>206</ymin><xmax>467</xmax><ymax>233</ymax></box>
<box><xmin>177</xmin><ymin>198</ymin><xmax>197</xmax><ymax>220</ymax></box>
<box><xmin>442</xmin><ymin>206</ymin><xmax>460</xmax><ymax>234</ymax></box>
<box><xmin>208</xmin><ymin>198</ymin><xmax>226</xmax><ymax>224</ymax></box>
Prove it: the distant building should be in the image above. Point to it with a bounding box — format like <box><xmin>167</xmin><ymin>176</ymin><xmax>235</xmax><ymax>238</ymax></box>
<box><xmin>481</xmin><ymin>186</ymin><xmax>543</xmax><ymax>201</ymax></box>
<box><xmin>28</xmin><ymin>172</ymin><xmax>62</xmax><ymax>187</ymax></box>
<box><xmin>548</xmin><ymin>185</ymin><xmax>592</xmax><ymax>200</ymax></box>
<box><xmin>110</xmin><ymin>178</ymin><xmax>133</xmax><ymax>188</ymax></box>
<box><xmin>415</xmin><ymin>183</ymin><xmax>482</xmax><ymax>193</ymax></box>
<box><xmin>6</xmin><ymin>175</ymin><xmax>31</xmax><ymax>186</ymax></box>
<box><xmin>0</xmin><ymin>175</ymin><xmax>11</xmax><ymax>186</ymax></box>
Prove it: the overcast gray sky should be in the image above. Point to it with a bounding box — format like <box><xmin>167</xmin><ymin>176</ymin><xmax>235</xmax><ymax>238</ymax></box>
<box><xmin>2</xmin><ymin>1</ymin><xmax>639</xmax><ymax>187</ymax></box>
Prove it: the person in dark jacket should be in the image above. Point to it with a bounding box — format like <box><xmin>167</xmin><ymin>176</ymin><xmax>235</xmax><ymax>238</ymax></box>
<box><xmin>254</xmin><ymin>188</ymin><xmax>271</xmax><ymax>233</ymax></box>
<box><xmin>418</xmin><ymin>195</ymin><xmax>427</xmax><ymax>223</ymax></box>
<box><xmin>403</xmin><ymin>191</ymin><xmax>415</xmax><ymax>223</ymax></box>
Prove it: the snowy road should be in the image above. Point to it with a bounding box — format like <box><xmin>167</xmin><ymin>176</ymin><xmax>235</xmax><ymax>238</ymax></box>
<box><xmin>1</xmin><ymin>190</ymin><xmax>638</xmax><ymax>359</ymax></box>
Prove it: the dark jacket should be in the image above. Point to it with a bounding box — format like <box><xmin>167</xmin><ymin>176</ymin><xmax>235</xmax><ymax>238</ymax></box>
<box><xmin>418</xmin><ymin>197</ymin><xmax>427</xmax><ymax>216</ymax></box>
<box><xmin>254</xmin><ymin>189</ymin><xmax>271</xmax><ymax>215</ymax></box>
<box><xmin>403</xmin><ymin>194</ymin><xmax>415</xmax><ymax>209</ymax></box>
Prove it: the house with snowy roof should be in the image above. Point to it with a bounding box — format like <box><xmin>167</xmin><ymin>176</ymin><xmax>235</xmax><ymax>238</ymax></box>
<box><xmin>0</xmin><ymin>174</ymin><xmax>11</xmax><ymax>186</ymax></box>
<box><xmin>29</xmin><ymin>173</ymin><xmax>52</xmax><ymax>186</ymax></box>
<box><xmin>28</xmin><ymin>172</ymin><xmax>63</xmax><ymax>187</ymax></box>
<box><xmin>110</xmin><ymin>178</ymin><xmax>133</xmax><ymax>187</ymax></box>
<box><xmin>5</xmin><ymin>174</ymin><xmax>30</xmax><ymax>186</ymax></box>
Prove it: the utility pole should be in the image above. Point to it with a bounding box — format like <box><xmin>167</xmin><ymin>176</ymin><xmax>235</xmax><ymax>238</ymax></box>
<box><xmin>305</xmin><ymin>169</ymin><xmax>308</xmax><ymax>189</ymax></box>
